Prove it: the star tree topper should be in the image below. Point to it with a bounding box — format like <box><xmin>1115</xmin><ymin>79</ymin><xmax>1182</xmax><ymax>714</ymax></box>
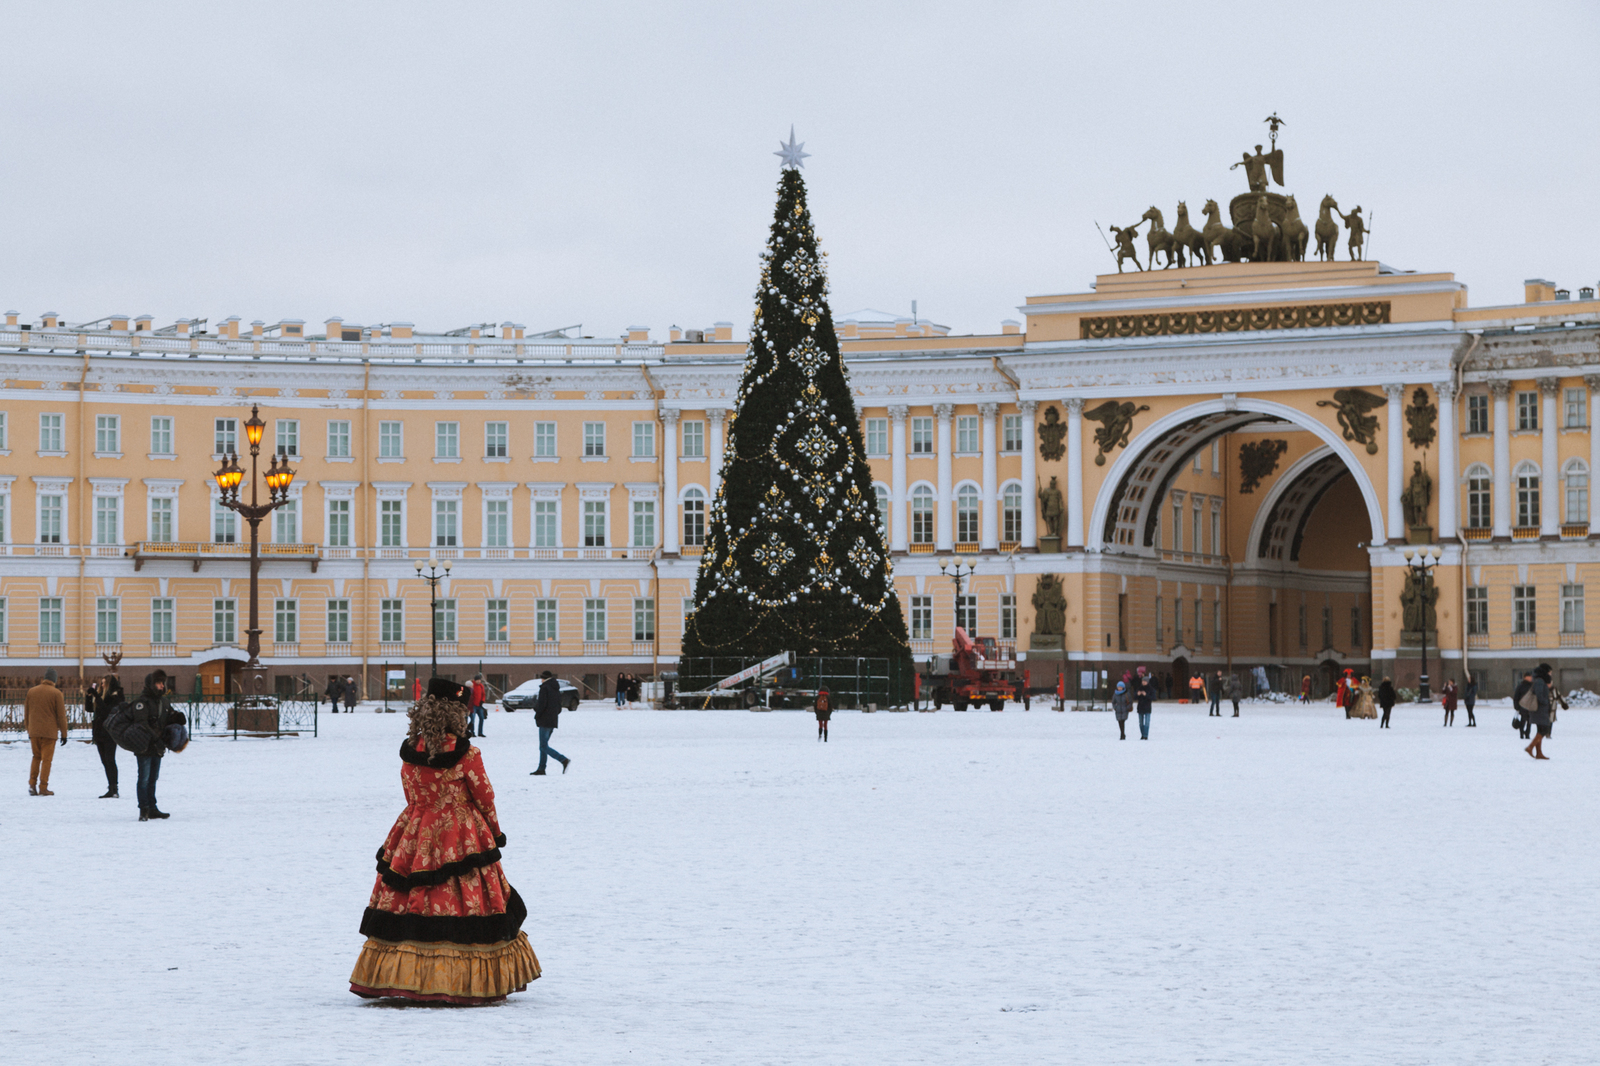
<box><xmin>775</xmin><ymin>126</ymin><xmax>809</xmax><ymax>170</ymax></box>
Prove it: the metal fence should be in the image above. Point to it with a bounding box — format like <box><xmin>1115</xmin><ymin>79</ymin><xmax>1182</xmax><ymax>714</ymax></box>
<box><xmin>0</xmin><ymin>690</ymin><xmax>92</xmax><ymax>734</ymax></box>
<box><xmin>0</xmin><ymin>691</ymin><xmax>316</xmax><ymax>740</ymax></box>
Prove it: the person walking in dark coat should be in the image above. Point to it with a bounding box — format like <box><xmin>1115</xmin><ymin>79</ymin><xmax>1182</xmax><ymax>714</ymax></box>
<box><xmin>1515</xmin><ymin>669</ymin><xmax>1553</xmax><ymax>759</ymax></box>
<box><xmin>1376</xmin><ymin>677</ymin><xmax>1396</xmax><ymax>728</ymax></box>
<box><xmin>1536</xmin><ymin>663</ymin><xmax>1566</xmax><ymax>737</ymax></box>
<box><xmin>530</xmin><ymin>671</ymin><xmax>570</xmax><ymax>775</ymax></box>
<box><xmin>1227</xmin><ymin>672</ymin><xmax>1242</xmax><ymax>717</ymax></box>
<box><xmin>344</xmin><ymin>676</ymin><xmax>359</xmax><ymax>712</ymax></box>
<box><xmin>813</xmin><ymin>687</ymin><xmax>833</xmax><ymax>742</ymax></box>
<box><xmin>1111</xmin><ymin>680</ymin><xmax>1130</xmax><ymax>740</ymax></box>
<box><xmin>1132</xmin><ymin>666</ymin><xmax>1154</xmax><ymax>739</ymax></box>
<box><xmin>1516</xmin><ymin>670</ymin><xmax>1535</xmax><ymax>739</ymax></box>
<box><xmin>1440</xmin><ymin>679</ymin><xmax>1458</xmax><ymax>727</ymax></box>
<box><xmin>130</xmin><ymin>670</ymin><xmax>182</xmax><ymax>820</ymax></box>
<box><xmin>88</xmin><ymin>675</ymin><xmax>125</xmax><ymax>798</ymax></box>
<box><xmin>1209</xmin><ymin>671</ymin><xmax>1224</xmax><ymax>717</ymax></box>
<box><xmin>1463</xmin><ymin>673</ymin><xmax>1478</xmax><ymax>727</ymax></box>
<box><xmin>325</xmin><ymin>675</ymin><xmax>345</xmax><ymax>712</ymax></box>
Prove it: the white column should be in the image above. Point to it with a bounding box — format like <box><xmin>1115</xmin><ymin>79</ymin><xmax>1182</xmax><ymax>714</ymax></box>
<box><xmin>662</xmin><ymin>408</ymin><xmax>680</xmax><ymax>554</ymax></box>
<box><xmin>1435</xmin><ymin>381</ymin><xmax>1458</xmax><ymax>540</ymax></box>
<box><xmin>1065</xmin><ymin>397</ymin><xmax>1084</xmax><ymax>548</ymax></box>
<box><xmin>708</xmin><ymin>408</ymin><xmax>726</xmax><ymax>500</ymax></box>
<box><xmin>1384</xmin><ymin>383</ymin><xmax>1405</xmax><ymax>542</ymax></box>
<box><xmin>979</xmin><ymin>402</ymin><xmax>999</xmax><ymax>551</ymax></box>
<box><xmin>1588</xmin><ymin>375</ymin><xmax>1600</xmax><ymax>532</ymax></box>
<box><xmin>1540</xmin><ymin>377</ymin><xmax>1560</xmax><ymax>536</ymax></box>
<box><xmin>889</xmin><ymin>405</ymin><xmax>908</xmax><ymax>552</ymax></box>
<box><xmin>1491</xmin><ymin>380</ymin><xmax>1512</xmax><ymax>538</ymax></box>
<box><xmin>1018</xmin><ymin>401</ymin><xmax>1037</xmax><ymax>549</ymax></box>
<box><xmin>934</xmin><ymin>403</ymin><xmax>954</xmax><ymax>551</ymax></box>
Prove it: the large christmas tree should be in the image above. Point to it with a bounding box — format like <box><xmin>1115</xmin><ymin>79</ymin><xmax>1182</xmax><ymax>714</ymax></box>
<box><xmin>682</xmin><ymin>152</ymin><xmax>911</xmax><ymax>671</ymax></box>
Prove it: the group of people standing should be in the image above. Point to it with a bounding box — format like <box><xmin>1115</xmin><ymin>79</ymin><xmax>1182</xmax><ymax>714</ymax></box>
<box><xmin>322</xmin><ymin>675</ymin><xmax>360</xmax><ymax>712</ymax></box>
<box><xmin>613</xmin><ymin>672</ymin><xmax>643</xmax><ymax>707</ymax></box>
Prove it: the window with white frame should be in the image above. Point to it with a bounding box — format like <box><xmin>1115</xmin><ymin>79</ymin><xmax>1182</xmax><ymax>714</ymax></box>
<box><xmin>632</xmin><ymin>499</ymin><xmax>655</xmax><ymax>546</ymax></box>
<box><xmin>1211</xmin><ymin>440</ymin><xmax>1221</xmax><ymax>474</ymax></box>
<box><xmin>95</xmin><ymin>415</ymin><xmax>120</xmax><ymax>454</ymax></box>
<box><xmin>1566</xmin><ymin>388</ymin><xmax>1587</xmax><ymax>428</ymax></box>
<box><xmin>633</xmin><ymin>598</ymin><xmax>655</xmax><ymax>641</ymax></box>
<box><xmin>40</xmin><ymin>413</ymin><xmax>64</xmax><ymax>452</ymax></box>
<box><xmin>486</xmin><ymin>599</ymin><xmax>509</xmax><ymax>643</ymax></box>
<box><xmin>1214</xmin><ymin>601</ymin><xmax>1223</xmax><ymax>646</ymax></box>
<box><xmin>533</xmin><ymin>499</ymin><xmax>558</xmax><ymax>548</ymax></box>
<box><xmin>0</xmin><ymin>492</ymin><xmax>7</xmax><ymax>544</ymax></box>
<box><xmin>583</xmin><ymin>422</ymin><xmax>606</xmax><ymax>457</ymax></box>
<box><xmin>865</xmin><ymin>418</ymin><xmax>888</xmax><ymax>456</ymax></box>
<box><xmin>0</xmin><ymin>411</ymin><xmax>7</xmax><ymax>450</ymax></box>
<box><xmin>956</xmin><ymin>594</ymin><xmax>978</xmax><ymax>634</ymax></box>
<box><xmin>327</xmin><ymin>420</ymin><xmax>351</xmax><ymax>458</ymax></box>
<box><xmin>213</xmin><ymin>497</ymin><xmax>237</xmax><ymax>543</ymax></box>
<box><xmin>910</xmin><ymin>596</ymin><xmax>932</xmax><ymax>640</ymax></box>
<box><xmin>274</xmin><ymin>599</ymin><xmax>298</xmax><ymax>643</ymax></box>
<box><xmin>1175</xmin><ymin>599</ymin><xmax>1185</xmax><ymax>646</ymax></box>
<box><xmin>911</xmin><ymin>417</ymin><xmax>934</xmax><ymax>454</ymax></box>
<box><xmin>94</xmin><ymin>495</ymin><xmax>119</xmax><ymax>545</ymax></box>
<box><xmin>379</xmin><ymin>499</ymin><xmax>403</xmax><ymax>547</ymax></box>
<box><xmin>632</xmin><ymin>422</ymin><xmax>655</xmax><ymax>458</ymax></box>
<box><xmin>681</xmin><ymin>420</ymin><xmax>705</xmax><ymax>457</ymax></box>
<box><xmin>1193</xmin><ymin>450</ymin><xmax>1203</xmax><ymax>473</ymax></box>
<box><xmin>1466</xmin><ymin>587</ymin><xmax>1487</xmax><ymax>635</ymax></box>
<box><xmin>682</xmin><ymin>488</ymin><xmax>706</xmax><ymax>546</ymax></box>
<box><xmin>1002</xmin><ymin>485</ymin><xmax>1022</xmax><ymax>542</ymax></box>
<box><xmin>39</xmin><ymin>493</ymin><xmax>64</xmax><ymax>543</ymax></box>
<box><xmin>534</xmin><ymin>422</ymin><xmax>558</xmax><ymax>458</ymax></box>
<box><xmin>1516</xmin><ymin>462</ymin><xmax>1540</xmax><ymax>527</ymax></box>
<box><xmin>485</xmin><ymin>422</ymin><xmax>508</xmax><ymax>458</ymax></box>
<box><xmin>149</xmin><ymin>496</ymin><xmax>174</xmax><ymax>543</ymax></box>
<box><xmin>0</xmin><ymin>597</ymin><xmax>6</xmax><ymax>644</ymax></box>
<box><xmin>214</xmin><ymin>598</ymin><xmax>237</xmax><ymax>644</ymax></box>
<box><xmin>274</xmin><ymin>419</ymin><xmax>299</xmax><ymax>456</ymax></box>
<box><xmin>956</xmin><ymin>416</ymin><xmax>979</xmax><ymax>454</ymax></box>
<box><xmin>1154</xmin><ymin>598</ymin><xmax>1163</xmax><ymax>644</ymax></box>
<box><xmin>584</xmin><ymin>598</ymin><xmax>607</xmax><ymax>642</ymax></box>
<box><xmin>95</xmin><ymin>597</ymin><xmax>120</xmax><ymax>644</ymax></box>
<box><xmin>1193</xmin><ymin>597</ymin><xmax>1205</xmax><ymax>647</ymax></box>
<box><xmin>1211</xmin><ymin>507</ymin><xmax>1221</xmax><ymax>556</ymax></box>
<box><xmin>911</xmin><ymin>485</ymin><xmax>935</xmax><ymax>544</ymax></box>
<box><xmin>433</xmin><ymin>498</ymin><xmax>457</xmax><ymax>546</ymax></box>
<box><xmin>380</xmin><ymin>599</ymin><xmax>404</xmax><ymax>643</ymax></box>
<box><xmin>1000</xmin><ymin>594</ymin><xmax>1016</xmax><ymax>640</ymax></box>
<box><xmin>273</xmin><ymin>499</ymin><xmax>298</xmax><ymax>544</ymax></box>
<box><xmin>327</xmin><ymin>499</ymin><xmax>351</xmax><ymax>546</ymax></box>
<box><xmin>434</xmin><ymin>599</ymin><xmax>456</xmax><ymax>642</ymax></box>
<box><xmin>1561</xmin><ymin>584</ymin><xmax>1584</xmax><ymax>633</ymax></box>
<box><xmin>379</xmin><ymin>421</ymin><xmax>403</xmax><ymax>458</ymax></box>
<box><xmin>1002</xmin><ymin>414</ymin><xmax>1022</xmax><ymax>452</ymax></box>
<box><xmin>39</xmin><ymin>597</ymin><xmax>63</xmax><ymax>645</ymax></box>
<box><xmin>1466</xmin><ymin>464</ymin><xmax>1492</xmax><ymax>529</ymax></box>
<box><xmin>583</xmin><ymin>500</ymin><xmax>607</xmax><ymax>546</ymax></box>
<box><xmin>1467</xmin><ymin>394</ymin><xmax>1489</xmax><ymax>434</ymax></box>
<box><xmin>874</xmin><ymin>485</ymin><xmax>890</xmax><ymax>538</ymax></box>
<box><xmin>1513</xmin><ymin>585</ymin><xmax>1536</xmax><ymax>634</ymax></box>
<box><xmin>485</xmin><ymin>499</ymin><xmax>509</xmax><ymax>547</ymax></box>
<box><xmin>1563</xmin><ymin>460</ymin><xmax>1589</xmax><ymax>524</ymax></box>
<box><xmin>150</xmin><ymin>416</ymin><xmax>173</xmax><ymax>455</ymax></box>
<box><xmin>534</xmin><ymin>599</ymin><xmax>557</xmax><ymax>642</ymax></box>
<box><xmin>435</xmin><ymin>422</ymin><xmax>459</xmax><ymax>458</ymax></box>
<box><xmin>1296</xmin><ymin>602</ymin><xmax>1307</xmax><ymax>648</ymax></box>
<box><xmin>326</xmin><ymin>598</ymin><xmax>350</xmax><ymax>644</ymax></box>
<box><xmin>1516</xmin><ymin>391</ymin><xmax>1538</xmax><ymax>431</ymax></box>
<box><xmin>955</xmin><ymin>485</ymin><xmax>980</xmax><ymax>542</ymax></box>
<box><xmin>1320</xmin><ymin>605</ymin><xmax>1331</xmax><ymax>650</ymax></box>
<box><xmin>1348</xmin><ymin>605</ymin><xmax>1360</xmax><ymax>648</ymax></box>
<box><xmin>1192</xmin><ymin>502</ymin><xmax>1203</xmax><ymax>555</ymax></box>
<box><xmin>214</xmin><ymin>418</ymin><xmax>237</xmax><ymax>455</ymax></box>
<box><xmin>1171</xmin><ymin>499</ymin><xmax>1183</xmax><ymax>551</ymax></box>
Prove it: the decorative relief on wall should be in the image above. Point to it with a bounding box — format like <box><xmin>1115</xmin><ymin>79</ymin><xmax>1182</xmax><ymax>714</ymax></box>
<box><xmin>1238</xmin><ymin>439</ymin><xmax>1289</xmax><ymax>493</ymax></box>
<box><xmin>1315</xmin><ymin>388</ymin><xmax>1385</xmax><ymax>454</ymax></box>
<box><xmin>1079</xmin><ymin>301</ymin><xmax>1390</xmax><ymax>340</ymax></box>
<box><xmin>1083</xmin><ymin>400</ymin><xmax>1151</xmax><ymax>465</ymax></box>
<box><xmin>1405</xmin><ymin>387</ymin><xmax>1437</xmax><ymax>449</ymax></box>
<box><xmin>1037</xmin><ymin>405</ymin><xmax>1066</xmax><ymax>460</ymax></box>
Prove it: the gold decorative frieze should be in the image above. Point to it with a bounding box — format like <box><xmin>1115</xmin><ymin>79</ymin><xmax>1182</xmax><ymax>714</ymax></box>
<box><xmin>1079</xmin><ymin>301</ymin><xmax>1390</xmax><ymax>339</ymax></box>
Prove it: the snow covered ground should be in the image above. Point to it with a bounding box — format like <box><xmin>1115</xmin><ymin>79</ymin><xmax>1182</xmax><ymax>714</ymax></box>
<box><xmin>4</xmin><ymin>698</ymin><xmax>1595</xmax><ymax>1065</ymax></box>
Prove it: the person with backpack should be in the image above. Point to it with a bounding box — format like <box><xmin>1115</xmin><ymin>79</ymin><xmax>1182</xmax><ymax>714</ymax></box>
<box><xmin>88</xmin><ymin>674</ymin><xmax>125</xmax><ymax>798</ymax></box>
<box><xmin>125</xmin><ymin>670</ymin><xmax>183</xmax><ymax>820</ymax></box>
<box><xmin>25</xmin><ymin>668</ymin><xmax>69</xmax><ymax>796</ymax></box>
<box><xmin>814</xmin><ymin>687</ymin><xmax>833</xmax><ymax>742</ymax></box>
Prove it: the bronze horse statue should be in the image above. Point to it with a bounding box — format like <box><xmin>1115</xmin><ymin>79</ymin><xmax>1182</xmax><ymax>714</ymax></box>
<box><xmin>1201</xmin><ymin>199</ymin><xmax>1233</xmax><ymax>263</ymax></box>
<box><xmin>1171</xmin><ymin>201</ymin><xmax>1207</xmax><ymax>267</ymax></box>
<box><xmin>1280</xmin><ymin>194</ymin><xmax>1309</xmax><ymax>262</ymax></box>
<box><xmin>1315</xmin><ymin>195</ymin><xmax>1340</xmax><ymax>262</ymax></box>
<box><xmin>1141</xmin><ymin>206</ymin><xmax>1180</xmax><ymax>269</ymax></box>
<box><xmin>1249</xmin><ymin>195</ymin><xmax>1279</xmax><ymax>261</ymax></box>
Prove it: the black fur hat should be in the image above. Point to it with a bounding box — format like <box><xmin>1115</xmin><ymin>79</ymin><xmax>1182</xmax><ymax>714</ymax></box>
<box><xmin>427</xmin><ymin>677</ymin><xmax>469</xmax><ymax>703</ymax></box>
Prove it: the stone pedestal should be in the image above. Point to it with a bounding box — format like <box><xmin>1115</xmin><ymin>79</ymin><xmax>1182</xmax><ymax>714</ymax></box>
<box><xmin>1038</xmin><ymin>535</ymin><xmax>1061</xmax><ymax>554</ymax></box>
<box><xmin>1407</xmin><ymin>525</ymin><xmax>1434</xmax><ymax>545</ymax></box>
<box><xmin>1029</xmin><ymin>633</ymin><xmax>1064</xmax><ymax>651</ymax></box>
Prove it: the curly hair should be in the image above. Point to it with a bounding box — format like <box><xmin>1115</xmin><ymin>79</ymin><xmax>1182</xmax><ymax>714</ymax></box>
<box><xmin>405</xmin><ymin>694</ymin><xmax>469</xmax><ymax>756</ymax></box>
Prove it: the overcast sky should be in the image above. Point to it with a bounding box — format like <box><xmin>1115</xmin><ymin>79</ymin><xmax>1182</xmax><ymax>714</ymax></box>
<box><xmin>3</xmin><ymin>1</ymin><xmax>1596</xmax><ymax>339</ymax></box>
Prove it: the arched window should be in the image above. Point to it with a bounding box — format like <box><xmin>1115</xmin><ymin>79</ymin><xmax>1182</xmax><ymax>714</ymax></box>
<box><xmin>682</xmin><ymin>487</ymin><xmax>706</xmax><ymax>547</ymax></box>
<box><xmin>1515</xmin><ymin>461</ymin><xmax>1540</xmax><ymax>528</ymax></box>
<box><xmin>1564</xmin><ymin>459</ymin><xmax>1589</xmax><ymax>525</ymax></box>
<box><xmin>911</xmin><ymin>485</ymin><xmax>935</xmax><ymax>544</ymax></box>
<box><xmin>1465</xmin><ymin>463</ymin><xmax>1492</xmax><ymax>530</ymax></box>
<box><xmin>1002</xmin><ymin>484</ymin><xmax>1023</xmax><ymax>543</ymax></box>
<box><xmin>873</xmin><ymin>485</ymin><xmax>890</xmax><ymax>538</ymax></box>
<box><xmin>955</xmin><ymin>485</ymin><xmax>980</xmax><ymax>543</ymax></box>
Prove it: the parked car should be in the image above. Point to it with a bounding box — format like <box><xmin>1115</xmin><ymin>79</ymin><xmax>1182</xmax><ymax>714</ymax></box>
<box><xmin>500</xmin><ymin>678</ymin><xmax>580</xmax><ymax>713</ymax></box>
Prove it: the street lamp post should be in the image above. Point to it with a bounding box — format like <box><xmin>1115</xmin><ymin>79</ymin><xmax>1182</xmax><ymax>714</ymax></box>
<box><xmin>938</xmin><ymin>556</ymin><xmax>978</xmax><ymax>629</ymax></box>
<box><xmin>1402</xmin><ymin>546</ymin><xmax>1442</xmax><ymax>701</ymax></box>
<box><xmin>212</xmin><ymin>404</ymin><xmax>296</xmax><ymax>689</ymax></box>
<box><xmin>414</xmin><ymin>553</ymin><xmax>452</xmax><ymax>678</ymax></box>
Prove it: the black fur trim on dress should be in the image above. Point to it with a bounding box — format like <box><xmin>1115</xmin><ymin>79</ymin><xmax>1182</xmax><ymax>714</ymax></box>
<box><xmin>375</xmin><ymin>846</ymin><xmax>504</xmax><ymax>890</ymax></box>
<box><xmin>359</xmin><ymin>887</ymin><xmax>527</xmax><ymax>945</ymax></box>
<box><xmin>397</xmin><ymin>734</ymin><xmax>470</xmax><ymax>769</ymax></box>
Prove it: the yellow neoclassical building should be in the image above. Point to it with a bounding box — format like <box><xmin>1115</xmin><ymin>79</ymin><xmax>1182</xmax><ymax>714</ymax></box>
<box><xmin>1</xmin><ymin>264</ymin><xmax>1597</xmax><ymax>700</ymax></box>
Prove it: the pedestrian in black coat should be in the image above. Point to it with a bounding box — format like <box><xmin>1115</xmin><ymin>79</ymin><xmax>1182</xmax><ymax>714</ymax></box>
<box><xmin>1226</xmin><ymin>672</ymin><xmax>1242</xmax><ymax>717</ymax></box>
<box><xmin>129</xmin><ymin>670</ymin><xmax>183</xmax><ymax>820</ymax></box>
<box><xmin>1132</xmin><ymin>666</ymin><xmax>1154</xmax><ymax>739</ymax></box>
<box><xmin>1376</xmin><ymin>678</ymin><xmax>1396</xmax><ymax>728</ymax></box>
<box><xmin>530</xmin><ymin>671</ymin><xmax>569</xmax><ymax>775</ymax></box>
<box><xmin>344</xmin><ymin>676</ymin><xmax>359</xmax><ymax>712</ymax></box>
<box><xmin>88</xmin><ymin>675</ymin><xmax>124</xmax><ymax>798</ymax></box>
<box><xmin>1462</xmin><ymin>674</ymin><xmax>1478</xmax><ymax>727</ymax></box>
<box><xmin>325</xmin><ymin>675</ymin><xmax>345</xmax><ymax>713</ymax></box>
<box><xmin>1515</xmin><ymin>669</ymin><xmax>1552</xmax><ymax>759</ymax></box>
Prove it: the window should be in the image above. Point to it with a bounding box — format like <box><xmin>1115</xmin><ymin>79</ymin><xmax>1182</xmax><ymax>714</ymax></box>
<box><xmin>1564</xmin><ymin>460</ymin><xmax>1589</xmax><ymax>524</ymax></box>
<box><xmin>214</xmin><ymin>598</ymin><xmax>237</xmax><ymax>644</ymax></box>
<box><xmin>956</xmin><ymin>415</ymin><xmax>979</xmax><ymax>453</ymax></box>
<box><xmin>632</xmin><ymin>500</ymin><xmax>655</xmax><ymax>546</ymax></box>
<box><xmin>485</xmin><ymin>499</ymin><xmax>509</xmax><ymax>547</ymax></box>
<box><xmin>1000</xmin><ymin>594</ymin><xmax>1016</xmax><ymax>640</ymax></box>
<box><xmin>1466</xmin><ymin>587</ymin><xmax>1488</xmax><ymax>635</ymax></box>
<box><xmin>96</xmin><ymin>597</ymin><xmax>120</xmax><ymax>644</ymax></box>
<box><xmin>1002</xmin><ymin>414</ymin><xmax>1022</xmax><ymax>453</ymax></box>
<box><xmin>956</xmin><ymin>594</ymin><xmax>978</xmax><ymax>634</ymax></box>
<box><xmin>433</xmin><ymin>499</ymin><xmax>457</xmax><ymax>546</ymax></box>
<box><xmin>380</xmin><ymin>499</ymin><xmax>403</xmax><ymax>547</ymax></box>
<box><xmin>632</xmin><ymin>422</ymin><xmax>655</xmax><ymax>458</ymax></box>
<box><xmin>150</xmin><ymin>416</ymin><xmax>173</xmax><ymax>455</ymax></box>
<box><xmin>379</xmin><ymin>421</ymin><xmax>403</xmax><ymax>458</ymax></box>
<box><xmin>956</xmin><ymin>486</ymin><xmax>980</xmax><ymax>543</ymax></box>
<box><xmin>584</xmin><ymin>598</ymin><xmax>607</xmax><ymax>642</ymax></box>
<box><xmin>865</xmin><ymin>418</ymin><xmax>888</xmax><ymax>456</ymax></box>
<box><xmin>94</xmin><ymin>496</ymin><xmax>120</xmax><ymax>544</ymax></box>
<box><xmin>681</xmin><ymin>420</ymin><xmax>705</xmax><ymax>458</ymax></box>
<box><xmin>911</xmin><ymin>486</ymin><xmax>935</xmax><ymax>544</ymax></box>
<box><xmin>214</xmin><ymin>418</ymin><xmax>237</xmax><ymax>455</ymax></box>
<box><xmin>1350</xmin><ymin>605</ymin><xmax>1362</xmax><ymax>648</ymax></box>
<box><xmin>1193</xmin><ymin>451</ymin><xmax>1203</xmax><ymax>473</ymax></box>
<box><xmin>1516</xmin><ymin>462</ymin><xmax>1540</xmax><ymax>527</ymax></box>
<box><xmin>535</xmin><ymin>599</ymin><xmax>558</xmax><ymax>642</ymax></box>
<box><xmin>534</xmin><ymin>499</ymin><xmax>558</xmax><ymax>548</ymax></box>
<box><xmin>149</xmin><ymin>497</ymin><xmax>174</xmax><ymax>543</ymax></box>
<box><xmin>1195</xmin><ymin>598</ymin><xmax>1206</xmax><ymax>647</ymax></box>
<box><xmin>1465</xmin><ymin>464</ymin><xmax>1492</xmax><ymax>529</ymax></box>
<box><xmin>274</xmin><ymin>419</ymin><xmax>299</xmax><ymax>456</ymax></box>
<box><xmin>583</xmin><ymin>500</ymin><xmax>607</xmax><ymax>546</ymax></box>
<box><xmin>40</xmin><ymin>413</ymin><xmax>64</xmax><ymax>452</ymax></box>
<box><xmin>213</xmin><ymin>498</ymin><xmax>237</xmax><ymax>543</ymax></box>
<box><xmin>1467</xmin><ymin>394</ymin><xmax>1489</xmax><ymax>434</ymax></box>
<box><xmin>874</xmin><ymin>485</ymin><xmax>890</xmax><ymax>538</ymax></box>
<box><xmin>1154</xmin><ymin>598</ymin><xmax>1164</xmax><ymax>644</ymax></box>
<box><xmin>634</xmin><ymin>598</ymin><xmax>656</xmax><ymax>641</ymax></box>
<box><xmin>328</xmin><ymin>499</ymin><xmax>351</xmax><ymax>546</ymax></box>
<box><xmin>485</xmin><ymin>422</ymin><xmax>508</xmax><ymax>458</ymax></box>
<box><xmin>1174</xmin><ymin>600</ymin><xmax>1184</xmax><ymax>646</ymax></box>
<box><xmin>486</xmin><ymin>599</ymin><xmax>509</xmax><ymax>643</ymax></box>
<box><xmin>327</xmin><ymin>420</ymin><xmax>351</xmax><ymax>458</ymax></box>
<box><xmin>1561</xmin><ymin>584</ymin><xmax>1584</xmax><ymax>633</ymax></box>
<box><xmin>1213</xmin><ymin>601</ymin><xmax>1223</xmax><ymax>646</ymax></box>
<box><xmin>0</xmin><ymin>598</ymin><xmax>7</xmax><ymax>644</ymax></box>
<box><xmin>1002</xmin><ymin>485</ymin><xmax>1022</xmax><ymax>542</ymax></box>
<box><xmin>1516</xmin><ymin>391</ymin><xmax>1538</xmax><ymax>431</ymax></box>
<box><xmin>0</xmin><ymin>411</ymin><xmax>6</xmax><ymax>450</ymax></box>
<box><xmin>1297</xmin><ymin>603</ymin><xmax>1308</xmax><ymax>648</ymax></box>
<box><xmin>1513</xmin><ymin>585</ymin><xmax>1536</xmax><ymax>634</ymax></box>
<box><xmin>1171</xmin><ymin>500</ymin><xmax>1183</xmax><ymax>551</ymax></box>
<box><xmin>0</xmin><ymin>493</ymin><xmax>7</xmax><ymax>543</ymax></box>
<box><xmin>327</xmin><ymin>599</ymin><xmax>350</xmax><ymax>644</ymax></box>
<box><xmin>1211</xmin><ymin>508</ymin><xmax>1221</xmax><ymax>556</ymax></box>
<box><xmin>273</xmin><ymin>500</ymin><xmax>297</xmax><ymax>544</ymax></box>
<box><xmin>380</xmin><ymin>599</ymin><xmax>404</xmax><ymax>643</ymax></box>
<box><xmin>1211</xmin><ymin>440</ymin><xmax>1221</xmax><ymax>474</ymax></box>
<box><xmin>1566</xmin><ymin>388</ymin><xmax>1587</xmax><ymax>428</ymax></box>
<box><xmin>910</xmin><ymin>596</ymin><xmax>933</xmax><ymax>641</ymax></box>
<box><xmin>274</xmin><ymin>599</ymin><xmax>297</xmax><ymax>643</ymax></box>
<box><xmin>434</xmin><ymin>599</ymin><xmax>457</xmax><ymax>642</ymax></box>
<box><xmin>911</xmin><ymin>417</ymin><xmax>934</xmax><ymax>454</ymax></box>
<box><xmin>39</xmin><ymin>597</ymin><xmax>64</xmax><ymax>645</ymax></box>
<box><xmin>95</xmin><ymin>414</ymin><xmax>120</xmax><ymax>454</ymax></box>
<box><xmin>584</xmin><ymin>422</ymin><xmax>606</xmax><ymax>457</ymax></box>
<box><xmin>1320</xmin><ymin>605</ymin><xmax>1332</xmax><ymax>650</ymax></box>
<box><xmin>1192</xmin><ymin>504</ymin><xmax>1203</xmax><ymax>555</ymax></box>
<box><xmin>39</xmin><ymin>494</ymin><xmax>63</xmax><ymax>543</ymax></box>
<box><xmin>683</xmin><ymin>488</ymin><xmax>706</xmax><ymax>546</ymax></box>
<box><xmin>435</xmin><ymin>422</ymin><xmax>459</xmax><ymax>458</ymax></box>
<box><xmin>534</xmin><ymin>422</ymin><xmax>558</xmax><ymax>458</ymax></box>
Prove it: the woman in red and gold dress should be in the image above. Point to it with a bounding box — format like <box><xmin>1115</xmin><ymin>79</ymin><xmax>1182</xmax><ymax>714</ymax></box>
<box><xmin>350</xmin><ymin>678</ymin><xmax>541</xmax><ymax>1004</ymax></box>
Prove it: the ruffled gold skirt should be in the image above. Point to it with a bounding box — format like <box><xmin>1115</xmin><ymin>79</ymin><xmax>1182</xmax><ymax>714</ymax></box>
<box><xmin>349</xmin><ymin>932</ymin><xmax>540</xmax><ymax>1005</ymax></box>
